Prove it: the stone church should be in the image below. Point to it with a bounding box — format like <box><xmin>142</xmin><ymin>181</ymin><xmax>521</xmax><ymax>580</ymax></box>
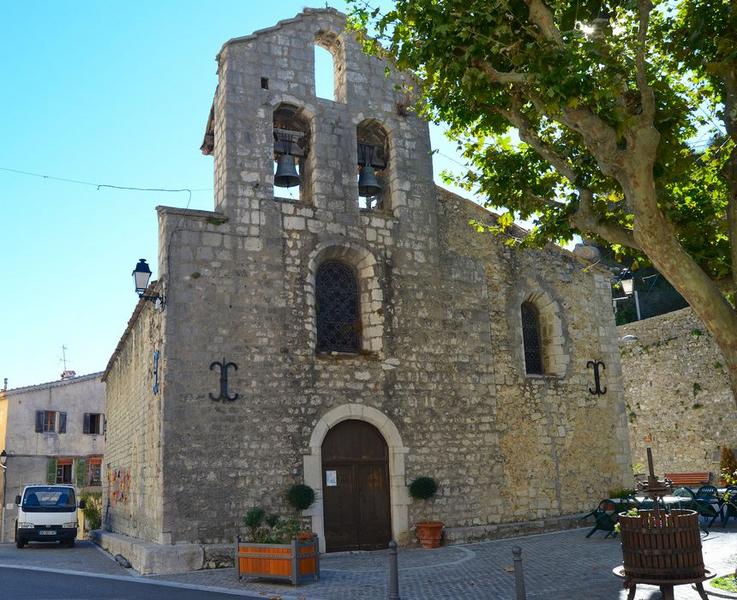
<box><xmin>102</xmin><ymin>8</ymin><xmax>631</xmax><ymax>570</ymax></box>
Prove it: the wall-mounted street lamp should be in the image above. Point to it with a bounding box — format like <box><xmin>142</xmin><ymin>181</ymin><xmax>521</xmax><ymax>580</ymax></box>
<box><xmin>132</xmin><ymin>259</ymin><xmax>164</xmax><ymax>307</ymax></box>
<box><xmin>613</xmin><ymin>271</ymin><xmax>641</xmax><ymax>321</ymax></box>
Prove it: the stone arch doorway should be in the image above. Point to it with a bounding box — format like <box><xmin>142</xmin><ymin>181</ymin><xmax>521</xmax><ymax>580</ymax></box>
<box><xmin>303</xmin><ymin>404</ymin><xmax>410</xmax><ymax>553</ymax></box>
<box><xmin>321</xmin><ymin>420</ymin><xmax>391</xmax><ymax>552</ymax></box>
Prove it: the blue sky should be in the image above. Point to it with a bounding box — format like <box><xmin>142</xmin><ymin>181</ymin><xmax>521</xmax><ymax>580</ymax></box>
<box><xmin>0</xmin><ymin>1</ymin><xmax>473</xmax><ymax>388</ymax></box>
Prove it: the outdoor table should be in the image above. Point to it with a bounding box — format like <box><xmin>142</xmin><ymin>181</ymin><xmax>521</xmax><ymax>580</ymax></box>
<box><xmin>611</xmin><ymin>496</ymin><xmax>692</xmax><ymax>510</ymax></box>
<box><xmin>635</xmin><ymin>495</ymin><xmax>688</xmax><ymax>509</ymax></box>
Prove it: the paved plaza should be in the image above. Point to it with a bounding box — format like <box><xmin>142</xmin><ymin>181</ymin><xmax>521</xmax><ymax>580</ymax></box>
<box><xmin>149</xmin><ymin>527</ymin><xmax>737</xmax><ymax>599</ymax></box>
<box><xmin>1</xmin><ymin>527</ymin><xmax>736</xmax><ymax>599</ymax></box>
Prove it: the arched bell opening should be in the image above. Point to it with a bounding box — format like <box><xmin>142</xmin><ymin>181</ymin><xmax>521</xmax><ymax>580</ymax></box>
<box><xmin>356</xmin><ymin>120</ymin><xmax>389</xmax><ymax>211</ymax></box>
<box><xmin>273</xmin><ymin>103</ymin><xmax>312</xmax><ymax>202</ymax></box>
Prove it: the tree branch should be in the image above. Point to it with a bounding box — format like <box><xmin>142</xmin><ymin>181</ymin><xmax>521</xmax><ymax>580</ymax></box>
<box><xmin>493</xmin><ymin>101</ymin><xmax>639</xmax><ymax>249</ymax></box>
<box><xmin>635</xmin><ymin>0</ymin><xmax>656</xmax><ymax>121</ymax></box>
<box><xmin>720</xmin><ymin>67</ymin><xmax>737</xmax><ymax>288</ymax></box>
<box><xmin>524</xmin><ymin>0</ymin><xmax>564</xmax><ymax>47</ymax></box>
<box><xmin>497</xmin><ymin>100</ymin><xmax>579</xmax><ymax>183</ymax></box>
<box><xmin>472</xmin><ymin>59</ymin><xmax>534</xmax><ymax>85</ymax></box>
<box><xmin>524</xmin><ymin>90</ymin><xmax>625</xmax><ymax>177</ymax></box>
<box><xmin>570</xmin><ymin>188</ymin><xmax>640</xmax><ymax>249</ymax></box>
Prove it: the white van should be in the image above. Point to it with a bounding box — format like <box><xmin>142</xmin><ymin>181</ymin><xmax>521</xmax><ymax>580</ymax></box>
<box><xmin>14</xmin><ymin>484</ymin><xmax>85</xmax><ymax>548</ymax></box>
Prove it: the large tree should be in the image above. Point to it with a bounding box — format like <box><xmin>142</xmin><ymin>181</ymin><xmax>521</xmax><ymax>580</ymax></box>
<box><xmin>350</xmin><ymin>0</ymin><xmax>737</xmax><ymax>401</ymax></box>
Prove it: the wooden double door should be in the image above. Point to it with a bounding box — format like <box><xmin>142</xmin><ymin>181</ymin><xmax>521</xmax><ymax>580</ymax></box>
<box><xmin>322</xmin><ymin>420</ymin><xmax>392</xmax><ymax>552</ymax></box>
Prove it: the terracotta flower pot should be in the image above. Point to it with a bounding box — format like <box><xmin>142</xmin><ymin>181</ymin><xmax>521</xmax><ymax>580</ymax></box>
<box><xmin>296</xmin><ymin>531</ymin><xmax>316</xmax><ymax>541</ymax></box>
<box><xmin>415</xmin><ymin>521</ymin><xmax>443</xmax><ymax>549</ymax></box>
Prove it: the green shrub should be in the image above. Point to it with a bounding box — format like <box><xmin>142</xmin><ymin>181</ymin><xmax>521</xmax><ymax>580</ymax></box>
<box><xmin>242</xmin><ymin>508</ymin><xmax>304</xmax><ymax>544</ymax></box>
<box><xmin>608</xmin><ymin>488</ymin><xmax>635</xmax><ymax>499</ymax></box>
<box><xmin>265</xmin><ymin>513</ymin><xmax>280</xmax><ymax>528</ymax></box>
<box><xmin>721</xmin><ymin>447</ymin><xmax>737</xmax><ymax>485</ymax></box>
<box><xmin>287</xmin><ymin>484</ymin><xmax>315</xmax><ymax>510</ymax></box>
<box><xmin>409</xmin><ymin>476</ymin><xmax>438</xmax><ymax>500</ymax></box>
<box><xmin>267</xmin><ymin>518</ymin><xmax>301</xmax><ymax>544</ymax></box>
<box><xmin>80</xmin><ymin>492</ymin><xmax>102</xmax><ymax>531</ymax></box>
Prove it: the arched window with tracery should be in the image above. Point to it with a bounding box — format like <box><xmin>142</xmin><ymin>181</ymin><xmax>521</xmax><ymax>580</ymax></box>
<box><xmin>316</xmin><ymin>260</ymin><xmax>361</xmax><ymax>353</ymax></box>
<box><xmin>521</xmin><ymin>301</ymin><xmax>544</xmax><ymax>375</ymax></box>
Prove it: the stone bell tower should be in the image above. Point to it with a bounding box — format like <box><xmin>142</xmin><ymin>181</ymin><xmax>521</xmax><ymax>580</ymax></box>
<box><xmin>200</xmin><ymin>8</ymin><xmax>437</xmax><ymax>245</ymax></box>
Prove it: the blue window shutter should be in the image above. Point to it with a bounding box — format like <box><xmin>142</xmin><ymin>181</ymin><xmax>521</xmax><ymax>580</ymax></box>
<box><xmin>35</xmin><ymin>411</ymin><xmax>44</xmax><ymax>432</ymax></box>
<box><xmin>59</xmin><ymin>412</ymin><xmax>67</xmax><ymax>434</ymax></box>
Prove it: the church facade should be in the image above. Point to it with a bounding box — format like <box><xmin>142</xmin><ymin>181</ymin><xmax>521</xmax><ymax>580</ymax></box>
<box><xmin>102</xmin><ymin>8</ymin><xmax>631</xmax><ymax>565</ymax></box>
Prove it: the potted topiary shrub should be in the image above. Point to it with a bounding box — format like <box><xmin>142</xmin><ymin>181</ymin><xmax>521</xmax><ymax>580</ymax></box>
<box><xmin>286</xmin><ymin>484</ymin><xmax>316</xmax><ymax>541</ymax></box>
<box><xmin>409</xmin><ymin>476</ymin><xmax>443</xmax><ymax>549</ymax></box>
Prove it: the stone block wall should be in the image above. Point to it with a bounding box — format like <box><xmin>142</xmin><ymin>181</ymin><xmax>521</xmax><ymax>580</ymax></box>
<box><xmin>440</xmin><ymin>193</ymin><xmax>631</xmax><ymax>522</ymax></box>
<box><xmin>619</xmin><ymin>307</ymin><xmax>736</xmax><ymax>478</ymax></box>
<box><xmin>140</xmin><ymin>187</ymin><xmax>629</xmax><ymax>546</ymax></box>
<box><xmin>103</xmin><ymin>298</ymin><xmax>165</xmax><ymax>542</ymax></box>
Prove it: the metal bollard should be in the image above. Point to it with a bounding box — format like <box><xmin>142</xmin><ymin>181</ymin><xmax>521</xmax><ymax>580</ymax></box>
<box><xmin>388</xmin><ymin>539</ymin><xmax>401</xmax><ymax>600</ymax></box>
<box><xmin>512</xmin><ymin>546</ymin><xmax>527</xmax><ymax>600</ymax></box>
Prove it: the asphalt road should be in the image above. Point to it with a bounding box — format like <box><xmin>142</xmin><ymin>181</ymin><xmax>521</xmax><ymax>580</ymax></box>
<box><xmin>0</xmin><ymin>567</ymin><xmax>264</xmax><ymax>600</ymax></box>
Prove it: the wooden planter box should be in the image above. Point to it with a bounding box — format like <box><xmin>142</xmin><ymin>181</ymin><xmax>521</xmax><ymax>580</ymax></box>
<box><xmin>236</xmin><ymin>535</ymin><xmax>320</xmax><ymax>585</ymax></box>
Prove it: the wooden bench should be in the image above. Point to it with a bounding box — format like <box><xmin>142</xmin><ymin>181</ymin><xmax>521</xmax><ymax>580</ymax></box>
<box><xmin>664</xmin><ymin>472</ymin><xmax>711</xmax><ymax>487</ymax></box>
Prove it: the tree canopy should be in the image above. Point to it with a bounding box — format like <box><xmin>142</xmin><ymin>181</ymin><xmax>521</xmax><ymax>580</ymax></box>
<box><xmin>349</xmin><ymin>0</ymin><xmax>737</xmax><ymax>399</ymax></box>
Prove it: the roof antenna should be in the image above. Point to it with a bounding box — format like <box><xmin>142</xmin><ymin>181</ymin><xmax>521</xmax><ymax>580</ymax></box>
<box><xmin>60</xmin><ymin>346</ymin><xmax>76</xmax><ymax>380</ymax></box>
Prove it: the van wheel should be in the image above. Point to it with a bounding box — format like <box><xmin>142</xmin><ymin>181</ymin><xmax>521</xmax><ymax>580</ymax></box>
<box><xmin>15</xmin><ymin>525</ymin><xmax>24</xmax><ymax>548</ymax></box>
<box><xmin>63</xmin><ymin>539</ymin><xmax>75</xmax><ymax>548</ymax></box>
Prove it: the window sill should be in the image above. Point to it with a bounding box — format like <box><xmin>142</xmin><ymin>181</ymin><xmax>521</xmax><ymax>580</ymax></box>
<box><xmin>359</xmin><ymin>207</ymin><xmax>395</xmax><ymax>219</ymax></box>
<box><xmin>273</xmin><ymin>196</ymin><xmax>311</xmax><ymax>206</ymax></box>
<box><xmin>524</xmin><ymin>373</ymin><xmax>563</xmax><ymax>380</ymax></box>
<box><xmin>315</xmin><ymin>350</ymin><xmax>379</xmax><ymax>360</ymax></box>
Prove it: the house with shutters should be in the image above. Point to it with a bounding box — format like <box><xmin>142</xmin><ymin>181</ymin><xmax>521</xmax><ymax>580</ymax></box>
<box><xmin>0</xmin><ymin>371</ymin><xmax>105</xmax><ymax>542</ymax></box>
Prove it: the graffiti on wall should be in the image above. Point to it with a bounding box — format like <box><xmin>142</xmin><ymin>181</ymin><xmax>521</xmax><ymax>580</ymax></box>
<box><xmin>108</xmin><ymin>467</ymin><xmax>131</xmax><ymax>506</ymax></box>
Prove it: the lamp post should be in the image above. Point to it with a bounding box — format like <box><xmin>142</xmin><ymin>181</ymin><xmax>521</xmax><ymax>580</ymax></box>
<box><xmin>613</xmin><ymin>273</ymin><xmax>641</xmax><ymax>321</ymax></box>
<box><xmin>132</xmin><ymin>259</ymin><xmax>164</xmax><ymax>307</ymax></box>
<box><xmin>1</xmin><ymin>450</ymin><xmax>8</xmax><ymax>543</ymax></box>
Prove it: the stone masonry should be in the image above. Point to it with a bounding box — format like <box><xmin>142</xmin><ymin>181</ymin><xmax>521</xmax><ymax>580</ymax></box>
<box><xmin>619</xmin><ymin>307</ymin><xmax>736</xmax><ymax>478</ymax></box>
<box><xmin>102</xmin><ymin>9</ymin><xmax>631</xmax><ymax>570</ymax></box>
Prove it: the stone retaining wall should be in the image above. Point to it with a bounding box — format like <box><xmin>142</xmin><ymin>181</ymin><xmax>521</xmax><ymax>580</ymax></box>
<box><xmin>619</xmin><ymin>307</ymin><xmax>736</xmax><ymax>478</ymax></box>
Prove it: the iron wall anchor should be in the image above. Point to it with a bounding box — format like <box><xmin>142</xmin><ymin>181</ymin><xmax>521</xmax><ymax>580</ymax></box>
<box><xmin>209</xmin><ymin>358</ymin><xmax>239</xmax><ymax>401</ymax></box>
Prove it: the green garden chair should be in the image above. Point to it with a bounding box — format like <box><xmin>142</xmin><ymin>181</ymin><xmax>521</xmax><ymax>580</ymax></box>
<box><xmin>672</xmin><ymin>486</ymin><xmax>697</xmax><ymax>509</ymax></box>
<box><xmin>583</xmin><ymin>499</ymin><xmax>619</xmax><ymax>538</ymax></box>
<box><xmin>695</xmin><ymin>485</ymin><xmax>718</xmax><ymax>502</ymax></box>
<box><xmin>723</xmin><ymin>494</ymin><xmax>737</xmax><ymax>527</ymax></box>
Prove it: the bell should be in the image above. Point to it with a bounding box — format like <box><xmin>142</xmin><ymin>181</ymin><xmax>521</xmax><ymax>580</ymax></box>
<box><xmin>274</xmin><ymin>154</ymin><xmax>301</xmax><ymax>188</ymax></box>
<box><xmin>358</xmin><ymin>165</ymin><xmax>382</xmax><ymax>197</ymax></box>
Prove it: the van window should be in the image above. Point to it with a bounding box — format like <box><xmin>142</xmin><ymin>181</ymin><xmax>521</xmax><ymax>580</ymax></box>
<box><xmin>22</xmin><ymin>486</ymin><xmax>76</xmax><ymax>512</ymax></box>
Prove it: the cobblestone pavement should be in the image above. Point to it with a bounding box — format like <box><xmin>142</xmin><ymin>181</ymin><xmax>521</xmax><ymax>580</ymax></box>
<box><xmin>150</xmin><ymin>526</ymin><xmax>737</xmax><ymax>600</ymax></box>
<box><xmin>0</xmin><ymin>540</ymin><xmax>130</xmax><ymax>576</ymax></box>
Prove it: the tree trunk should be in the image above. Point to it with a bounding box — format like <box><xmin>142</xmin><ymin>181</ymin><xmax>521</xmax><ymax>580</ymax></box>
<box><xmin>625</xmin><ymin>172</ymin><xmax>737</xmax><ymax>405</ymax></box>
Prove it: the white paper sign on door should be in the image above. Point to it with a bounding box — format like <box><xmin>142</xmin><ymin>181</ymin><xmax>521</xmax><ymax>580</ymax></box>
<box><xmin>325</xmin><ymin>470</ymin><xmax>337</xmax><ymax>487</ymax></box>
